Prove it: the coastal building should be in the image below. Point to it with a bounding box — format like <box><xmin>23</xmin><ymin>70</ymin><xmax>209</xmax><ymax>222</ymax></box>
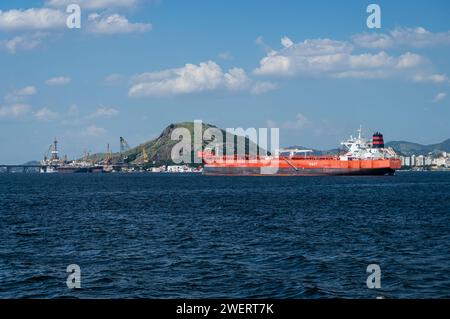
<box><xmin>400</xmin><ymin>153</ymin><xmax>449</xmax><ymax>170</ymax></box>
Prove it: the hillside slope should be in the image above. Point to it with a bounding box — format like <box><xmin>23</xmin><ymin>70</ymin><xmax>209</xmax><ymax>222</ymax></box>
<box><xmin>90</xmin><ymin>122</ymin><xmax>264</xmax><ymax>166</ymax></box>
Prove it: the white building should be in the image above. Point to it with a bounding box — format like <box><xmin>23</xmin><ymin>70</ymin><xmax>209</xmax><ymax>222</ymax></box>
<box><xmin>167</xmin><ymin>165</ymin><xmax>185</xmax><ymax>172</ymax></box>
<box><xmin>415</xmin><ymin>155</ymin><xmax>425</xmax><ymax>167</ymax></box>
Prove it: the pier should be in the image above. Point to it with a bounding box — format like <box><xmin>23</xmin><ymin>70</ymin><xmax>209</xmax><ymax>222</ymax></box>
<box><xmin>0</xmin><ymin>165</ymin><xmax>43</xmax><ymax>173</ymax></box>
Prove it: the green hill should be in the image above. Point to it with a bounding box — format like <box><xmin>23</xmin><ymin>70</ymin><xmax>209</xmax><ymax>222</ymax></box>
<box><xmin>90</xmin><ymin>122</ymin><xmax>265</xmax><ymax>166</ymax></box>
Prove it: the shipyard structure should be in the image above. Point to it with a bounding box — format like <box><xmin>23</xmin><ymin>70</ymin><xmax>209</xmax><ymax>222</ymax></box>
<box><xmin>40</xmin><ymin>138</ymin><xmax>105</xmax><ymax>173</ymax></box>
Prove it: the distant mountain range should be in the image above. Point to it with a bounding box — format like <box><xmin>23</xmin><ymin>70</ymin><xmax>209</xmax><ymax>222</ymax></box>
<box><xmin>385</xmin><ymin>140</ymin><xmax>450</xmax><ymax>156</ymax></box>
<box><xmin>287</xmin><ymin>139</ymin><xmax>450</xmax><ymax>156</ymax></box>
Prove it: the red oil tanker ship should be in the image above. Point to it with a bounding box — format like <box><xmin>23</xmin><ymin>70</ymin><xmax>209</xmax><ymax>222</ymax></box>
<box><xmin>200</xmin><ymin>128</ymin><xmax>401</xmax><ymax>176</ymax></box>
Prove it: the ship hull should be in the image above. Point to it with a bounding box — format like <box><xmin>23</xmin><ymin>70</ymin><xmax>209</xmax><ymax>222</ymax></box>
<box><xmin>40</xmin><ymin>166</ymin><xmax>104</xmax><ymax>173</ymax></box>
<box><xmin>203</xmin><ymin>166</ymin><xmax>395</xmax><ymax>176</ymax></box>
<box><xmin>203</xmin><ymin>158</ymin><xmax>401</xmax><ymax>176</ymax></box>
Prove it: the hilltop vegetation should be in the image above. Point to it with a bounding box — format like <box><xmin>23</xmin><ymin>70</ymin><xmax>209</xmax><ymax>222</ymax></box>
<box><xmin>90</xmin><ymin>122</ymin><xmax>264</xmax><ymax>166</ymax></box>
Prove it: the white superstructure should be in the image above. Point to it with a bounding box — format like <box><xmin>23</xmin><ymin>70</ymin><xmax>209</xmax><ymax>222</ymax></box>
<box><xmin>340</xmin><ymin>127</ymin><xmax>398</xmax><ymax>160</ymax></box>
<box><xmin>340</xmin><ymin>127</ymin><xmax>397</xmax><ymax>160</ymax></box>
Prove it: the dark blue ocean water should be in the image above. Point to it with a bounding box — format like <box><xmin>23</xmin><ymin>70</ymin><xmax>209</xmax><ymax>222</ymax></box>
<box><xmin>0</xmin><ymin>172</ymin><xmax>449</xmax><ymax>299</ymax></box>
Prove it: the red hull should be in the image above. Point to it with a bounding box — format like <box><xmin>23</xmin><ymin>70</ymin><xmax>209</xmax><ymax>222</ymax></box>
<box><xmin>202</xmin><ymin>156</ymin><xmax>402</xmax><ymax>176</ymax></box>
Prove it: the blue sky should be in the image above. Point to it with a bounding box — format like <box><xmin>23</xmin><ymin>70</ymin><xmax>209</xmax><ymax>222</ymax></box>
<box><xmin>0</xmin><ymin>0</ymin><xmax>449</xmax><ymax>163</ymax></box>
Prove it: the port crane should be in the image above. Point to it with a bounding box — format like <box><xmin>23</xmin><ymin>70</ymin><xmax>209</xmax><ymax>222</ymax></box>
<box><xmin>120</xmin><ymin>137</ymin><xmax>130</xmax><ymax>153</ymax></box>
<box><xmin>119</xmin><ymin>136</ymin><xmax>131</xmax><ymax>163</ymax></box>
<box><xmin>142</xmin><ymin>147</ymin><xmax>149</xmax><ymax>164</ymax></box>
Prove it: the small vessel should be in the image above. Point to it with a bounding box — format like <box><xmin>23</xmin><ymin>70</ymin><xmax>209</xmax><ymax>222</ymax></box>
<box><xmin>200</xmin><ymin>128</ymin><xmax>401</xmax><ymax>176</ymax></box>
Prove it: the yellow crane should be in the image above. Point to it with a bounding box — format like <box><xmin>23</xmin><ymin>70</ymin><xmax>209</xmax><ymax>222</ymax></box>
<box><xmin>142</xmin><ymin>147</ymin><xmax>149</xmax><ymax>164</ymax></box>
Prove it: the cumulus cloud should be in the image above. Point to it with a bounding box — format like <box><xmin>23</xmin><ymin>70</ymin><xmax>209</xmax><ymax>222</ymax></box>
<box><xmin>103</xmin><ymin>73</ymin><xmax>123</xmax><ymax>85</ymax></box>
<box><xmin>413</xmin><ymin>73</ymin><xmax>449</xmax><ymax>84</ymax></box>
<box><xmin>45</xmin><ymin>0</ymin><xmax>138</xmax><ymax>10</ymax></box>
<box><xmin>0</xmin><ymin>33</ymin><xmax>47</xmax><ymax>54</ymax></box>
<box><xmin>0</xmin><ymin>8</ymin><xmax>66</xmax><ymax>31</ymax></box>
<box><xmin>33</xmin><ymin>107</ymin><xmax>59</xmax><ymax>121</ymax></box>
<box><xmin>250</xmin><ymin>81</ymin><xmax>278</xmax><ymax>95</ymax></box>
<box><xmin>255</xmin><ymin>35</ymin><xmax>265</xmax><ymax>46</ymax></box>
<box><xmin>129</xmin><ymin>61</ymin><xmax>276</xmax><ymax>97</ymax></box>
<box><xmin>353</xmin><ymin>27</ymin><xmax>450</xmax><ymax>49</ymax></box>
<box><xmin>5</xmin><ymin>86</ymin><xmax>37</xmax><ymax>103</ymax></box>
<box><xmin>88</xmin><ymin>107</ymin><xmax>119</xmax><ymax>118</ymax></box>
<box><xmin>432</xmin><ymin>92</ymin><xmax>447</xmax><ymax>103</ymax></box>
<box><xmin>83</xmin><ymin>125</ymin><xmax>106</xmax><ymax>136</ymax></box>
<box><xmin>253</xmin><ymin>37</ymin><xmax>442</xmax><ymax>82</ymax></box>
<box><xmin>45</xmin><ymin>76</ymin><xmax>72</xmax><ymax>86</ymax></box>
<box><xmin>218</xmin><ymin>51</ymin><xmax>233</xmax><ymax>60</ymax></box>
<box><xmin>0</xmin><ymin>104</ymin><xmax>32</xmax><ymax>118</ymax></box>
<box><xmin>254</xmin><ymin>38</ymin><xmax>352</xmax><ymax>76</ymax></box>
<box><xmin>87</xmin><ymin>13</ymin><xmax>151</xmax><ymax>34</ymax></box>
<box><xmin>266</xmin><ymin>113</ymin><xmax>311</xmax><ymax>130</ymax></box>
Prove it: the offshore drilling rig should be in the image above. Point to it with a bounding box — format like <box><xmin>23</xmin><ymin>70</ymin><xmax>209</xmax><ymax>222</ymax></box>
<box><xmin>34</xmin><ymin>135</ymin><xmax>157</xmax><ymax>173</ymax></box>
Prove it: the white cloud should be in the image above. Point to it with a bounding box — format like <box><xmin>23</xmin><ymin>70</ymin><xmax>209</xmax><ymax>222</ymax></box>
<box><xmin>283</xmin><ymin>113</ymin><xmax>311</xmax><ymax>130</ymax></box>
<box><xmin>87</xmin><ymin>13</ymin><xmax>151</xmax><ymax>34</ymax></box>
<box><xmin>353</xmin><ymin>27</ymin><xmax>450</xmax><ymax>49</ymax></box>
<box><xmin>254</xmin><ymin>38</ymin><xmax>352</xmax><ymax>76</ymax></box>
<box><xmin>84</xmin><ymin>125</ymin><xmax>106</xmax><ymax>136</ymax></box>
<box><xmin>5</xmin><ymin>86</ymin><xmax>37</xmax><ymax>103</ymax></box>
<box><xmin>33</xmin><ymin>107</ymin><xmax>59</xmax><ymax>121</ymax></box>
<box><xmin>218</xmin><ymin>51</ymin><xmax>233</xmax><ymax>60</ymax></box>
<box><xmin>351</xmin><ymin>33</ymin><xmax>394</xmax><ymax>50</ymax></box>
<box><xmin>266</xmin><ymin>113</ymin><xmax>311</xmax><ymax>130</ymax></box>
<box><xmin>45</xmin><ymin>76</ymin><xmax>72</xmax><ymax>86</ymax></box>
<box><xmin>432</xmin><ymin>92</ymin><xmax>447</xmax><ymax>103</ymax></box>
<box><xmin>0</xmin><ymin>8</ymin><xmax>66</xmax><ymax>31</ymax></box>
<box><xmin>0</xmin><ymin>33</ymin><xmax>47</xmax><ymax>54</ymax></box>
<box><xmin>413</xmin><ymin>73</ymin><xmax>449</xmax><ymax>84</ymax></box>
<box><xmin>396</xmin><ymin>52</ymin><xmax>426</xmax><ymax>69</ymax></box>
<box><xmin>103</xmin><ymin>73</ymin><xmax>123</xmax><ymax>85</ymax></box>
<box><xmin>14</xmin><ymin>86</ymin><xmax>37</xmax><ymax>96</ymax></box>
<box><xmin>253</xmin><ymin>37</ymin><xmax>438</xmax><ymax>82</ymax></box>
<box><xmin>62</xmin><ymin>105</ymin><xmax>119</xmax><ymax>126</ymax></box>
<box><xmin>88</xmin><ymin>107</ymin><xmax>119</xmax><ymax>118</ymax></box>
<box><xmin>45</xmin><ymin>0</ymin><xmax>138</xmax><ymax>10</ymax></box>
<box><xmin>255</xmin><ymin>35</ymin><xmax>273</xmax><ymax>53</ymax></box>
<box><xmin>129</xmin><ymin>61</ymin><xmax>275</xmax><ymax>97</ymax></box>
<box><xmin>250</xmin><ymin>81</ymin><xmax>277</xmax><ymax>95</ymax></box>
<box><xmin>0</xmin><ymin>104</ymin><xmax>32</xmax><ymax>118</ymax></box>
<box><xmin>255</xmin><ymin>35</ymin><xmax>265</xmax><ymax>45</ymax></box>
